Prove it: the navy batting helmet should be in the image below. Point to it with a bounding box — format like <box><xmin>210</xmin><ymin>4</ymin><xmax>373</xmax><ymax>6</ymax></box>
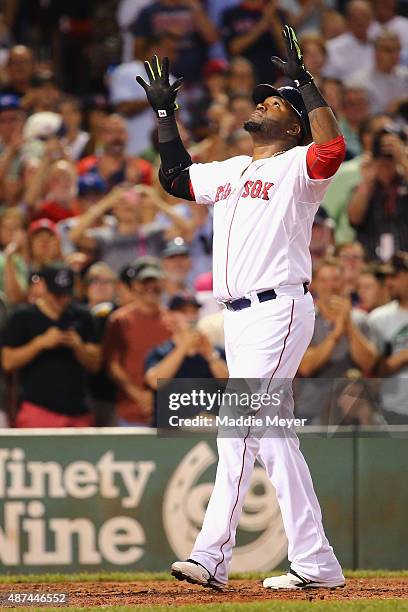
<box><xmin>252</xmin><ymin>84</ymin><xmax>311</xmax><ymax>145</ymax></box>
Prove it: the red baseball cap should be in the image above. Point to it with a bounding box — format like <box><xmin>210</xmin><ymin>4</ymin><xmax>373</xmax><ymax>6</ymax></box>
<box><xmin>203</xmin><ymin>59</ymin><xmax>229</xmax><ymax>79</ymax></box>
<box><xmin>28</xmin><ymin>218</ymin><xmax>58</xmax><ymax>236</ymax></box>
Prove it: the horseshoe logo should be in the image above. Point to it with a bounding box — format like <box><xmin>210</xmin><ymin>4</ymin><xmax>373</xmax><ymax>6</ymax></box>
<box><xmin>163</xmin><ymin>441</ymin><xmax>287</xmax><ymax>571</ymax></box>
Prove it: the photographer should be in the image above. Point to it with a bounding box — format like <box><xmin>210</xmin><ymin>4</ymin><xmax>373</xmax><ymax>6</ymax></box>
<box><xmin>348</xmin><ymin>125</ymin><xmax>408</xmax><ymax>259</ymax></box>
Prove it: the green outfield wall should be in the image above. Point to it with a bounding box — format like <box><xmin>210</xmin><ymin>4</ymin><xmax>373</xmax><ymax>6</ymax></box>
<box><xmin>0</xmin><ymin>427</ymin><xmax>406</xmax><ymax>573</ymax></box>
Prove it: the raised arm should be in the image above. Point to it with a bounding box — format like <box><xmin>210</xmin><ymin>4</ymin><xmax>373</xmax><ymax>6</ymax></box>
<box><xmin>69</xmin><ymin>188</ymin><xmax>120</xmax><ymax>251</ymax></box>
<box><xmin>136</xmin><ymin>56</ymin><xmax>195</xmax><ymax>201</ymax></box>
<box><xmin>271</xmin><ymin>25</ymin><xmax>345</xmax><ymax>178</ymax></box>
<box><xmin>228</xmin><ymin>1</ymin><xmax>285</xmax><ymax>57</ymax></box>
<box><xmin>135</xmin><ymin>184</ymin><xmax>195</xmax><ymax>241</ymax></box>
<box><xmin>186</xmin><ymin>0</ymin><xmax>219</xmax><ymax>45</ymax></box>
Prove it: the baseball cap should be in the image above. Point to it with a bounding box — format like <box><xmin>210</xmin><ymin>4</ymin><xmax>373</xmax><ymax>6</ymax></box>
<box><xmin>162</xmin><ymin>237</ymin><xmax>190</xmax><ymax>258</ymax></box>
<box><xmin>252</xmin><ymin>85</ymin><xmax>311</xmax><ymax>145</ymax></box>
<box><xmin>362</xmin><ymin>261</ymin><xmax>395</xmax><ymax>280</ymax></box>
<box><xmin>119</xmin><ymin>256</ymin><xmax>162</xmax><ymax>285</ymax></box>
<box><xmin>78</xmin><ymin>173</ymin><xmax>107</xmax><ymax>196</ymax></box>
<box><xmin>41</xmin><ymin>264</ymin><xmax>74</xmax><ymax>295</ymax></box>
<box><xmin>23</xmin><ymin>111</ymin><xmax>64</xmax><ymax>140</ymax></box>
<box><xmin>168</xmin><ymin>293</ymin><xmax>201</xmax><ymax>311</ymax></box>
<box><xmin>0</xmin><ymin>94</ymin><xmax>20</xmax><ymax>112</ymax></box>
<box><xmin>28</xmin><ymin>218</ymin><xmax>58</xmax><ymax>236</ymax></box>
<box><xmin>203</xmin><ymin>59</ymin><xmax>229</xmax><ymax>79</ymax></box>
<box><xmin>136</xmin><ymin>266</ymin><xmax>165</xmax><ymax>282</ymax></box>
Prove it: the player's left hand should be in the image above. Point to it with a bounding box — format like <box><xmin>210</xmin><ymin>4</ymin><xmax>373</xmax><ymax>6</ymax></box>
<box><xmin>136</xmin><ymin>55</ymin><xmax>183</xmax><ymax>118</ymax></box>
<box><xmin>271</xmin><ymin>25</ymin><xmax>313</xmax><ymax>87</ymax></box>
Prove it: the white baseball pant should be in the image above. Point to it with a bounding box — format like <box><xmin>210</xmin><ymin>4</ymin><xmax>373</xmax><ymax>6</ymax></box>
<box><xmin>190</xmin><ymin>286</ymin><xmax>344</xmax><ymax>585</ymax></box>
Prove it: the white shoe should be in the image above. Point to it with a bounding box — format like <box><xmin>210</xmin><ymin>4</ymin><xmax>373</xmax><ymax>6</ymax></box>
<box><xmin>263</xmin><ymin>569</ymin><xmax>345</xmax><ymax>590</ymax></box>
<box><xmin>171</xmin><ymin>559</ymin><xmax>225</xmax><ymax>590</ymax></box>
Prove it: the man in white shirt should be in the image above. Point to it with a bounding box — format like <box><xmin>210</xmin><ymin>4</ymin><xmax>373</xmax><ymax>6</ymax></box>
<box><xmin>348</xmin><ymin>31</ymin><xmax>408</xmax><ymax>114</ymax></box>
<box><xmin>323</xmin><ymin>0</ymin><xmax>374</xmax><ymax>81</ymax></box>
<box><xmin>368</xmin><ymin>0</ymin><xmax>408</xmax><ymax>63</ymax></box>
<box><xmin>109</xmin><ymin>33</ymin><xmax>179</xmax><ymax>155</ymax></box>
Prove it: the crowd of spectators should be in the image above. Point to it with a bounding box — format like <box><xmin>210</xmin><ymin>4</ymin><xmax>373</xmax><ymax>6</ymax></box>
<box><xmin>0</xmin><ymin>0</ymin><xmax>407</xmax><ymax>428</ymax></box>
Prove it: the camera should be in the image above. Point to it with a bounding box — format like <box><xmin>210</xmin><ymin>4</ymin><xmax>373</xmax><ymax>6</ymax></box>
<box><xmin>372</xmin><ymin>123</ymin><xmax>407</xmax><ymax>159</ymax></box>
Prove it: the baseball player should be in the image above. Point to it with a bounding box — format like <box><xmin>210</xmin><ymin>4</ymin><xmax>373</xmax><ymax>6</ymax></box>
<box><xmin>137</xmin><ymin>26</ymin><xmax>346</xmax><ymax>590</ymax></box>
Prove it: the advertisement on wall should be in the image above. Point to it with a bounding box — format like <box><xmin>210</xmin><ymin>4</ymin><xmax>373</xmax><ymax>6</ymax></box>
<box><xmin>1</xmin><ymin>428</ymin><xmax>405</xmax><ymax>573</ymax></box>
<box><xmin>0</xmin><ymin>431</ymin><xmax>289</xmax><ymax>573</ymax></box>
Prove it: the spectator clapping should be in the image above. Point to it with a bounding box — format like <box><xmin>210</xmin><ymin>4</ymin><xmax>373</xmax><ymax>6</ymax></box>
<box><xmin>0</xmin><ymin>0</ymin><xmax>406</xmax><ymax>428</ymax></box>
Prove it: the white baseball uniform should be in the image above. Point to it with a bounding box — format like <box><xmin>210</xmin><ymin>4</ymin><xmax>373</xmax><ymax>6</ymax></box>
<box><xmin>187</xmin><ymin>145</ymin><xmax>344</xmax><ymax>585</ymax></box>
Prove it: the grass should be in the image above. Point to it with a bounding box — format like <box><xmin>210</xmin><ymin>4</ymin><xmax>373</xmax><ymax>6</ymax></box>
<box><xmin>5</xmin><ymin>602</ymin><xmax>408</xmax><ymax>612</ymax></box>
<box><xmin>0</xmin><ymin>569</ymin><xmax>407</xmax><ymax>584</ymax></box>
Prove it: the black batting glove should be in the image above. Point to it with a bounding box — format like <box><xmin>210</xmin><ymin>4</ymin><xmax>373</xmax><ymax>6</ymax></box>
<box><xmin>136</xmin><ymin>55</ymin><xmax>183</xmax><ymax>118</ymax></box>
<box><xmin>271</xmin><ymin>25</ymin><xmax>313</xmax><ymax>87</ymax></box>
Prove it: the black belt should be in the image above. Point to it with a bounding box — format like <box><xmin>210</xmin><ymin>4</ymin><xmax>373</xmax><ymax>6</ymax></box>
<box><xmin>223</xmin><ymin>283</ymin><xmax>309</xmax><ymax>311</ymax></box>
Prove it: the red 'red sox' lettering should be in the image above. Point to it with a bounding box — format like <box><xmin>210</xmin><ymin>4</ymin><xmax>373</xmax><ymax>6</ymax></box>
<box><xmin>242</xmin><ymin>181</ymin><xmax>254</xmax><ymax>198</ymax></box>
<box><xmin>215</xmin><ymin>183</ymin><xmax>232</xmax><ymax>202</ymax></box>
<box><xmin>242</xmin><ymin>180</ymin><xmax>274</xmax><ymax>200</ymax></box>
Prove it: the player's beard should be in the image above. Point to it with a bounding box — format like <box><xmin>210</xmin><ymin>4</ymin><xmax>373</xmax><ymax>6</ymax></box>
<box><xmin>244</xmin><ymin>116</ymin><xmax>287</xmax><ymax>140</ymax></box>
<box><xmin>243</xmin><ymin>119</ymin><xmax>262</xmax><ymax>133</ymax></box>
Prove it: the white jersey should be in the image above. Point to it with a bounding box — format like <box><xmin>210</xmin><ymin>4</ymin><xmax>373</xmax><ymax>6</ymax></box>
<box><xmin>189</xmin><ymin>145</ymin><xmax>334</xmax><ymax>300</ymax></box>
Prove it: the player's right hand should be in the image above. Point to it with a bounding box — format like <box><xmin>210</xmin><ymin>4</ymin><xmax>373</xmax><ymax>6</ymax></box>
<box><xmin>136</xmin><ymin>55</ymin><xmax>183</xmax><ymax>118</ymax></box>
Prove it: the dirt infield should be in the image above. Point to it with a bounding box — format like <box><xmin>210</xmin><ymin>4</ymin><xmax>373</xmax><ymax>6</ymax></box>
<box><xmin>1</xmin><ymin>578</ymin><xmax>407</xmax><ymax>607</ymax></box>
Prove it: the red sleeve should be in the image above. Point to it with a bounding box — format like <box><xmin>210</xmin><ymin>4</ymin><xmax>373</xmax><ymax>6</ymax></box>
<box><xmin>306</xmin><ymin>135</ymin><xmax>346</xmax><ymax>179</ymax></box>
